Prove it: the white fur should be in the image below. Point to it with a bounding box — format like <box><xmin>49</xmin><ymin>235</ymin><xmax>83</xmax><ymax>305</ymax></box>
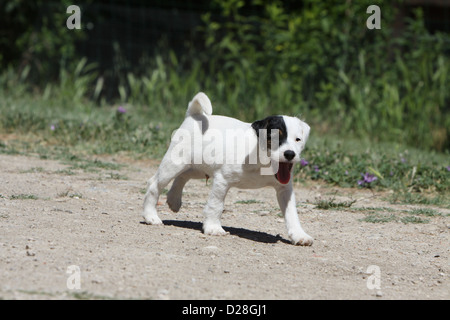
<box><xmin>142</xmin><ymin>92</ymin><xmax>313</xmax><ymax>246</ymax></box>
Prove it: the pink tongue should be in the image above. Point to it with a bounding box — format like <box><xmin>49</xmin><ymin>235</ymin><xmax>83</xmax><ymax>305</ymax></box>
<box><xmin>276</xmin><ymin>163</ymin><xmax>291</xmax><ymax>184</ymax></box>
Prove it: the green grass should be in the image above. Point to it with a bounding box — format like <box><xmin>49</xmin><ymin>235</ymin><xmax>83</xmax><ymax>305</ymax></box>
<box><xmin>388</xmin><ymin>191</ymin><xmax>449</xmax><ymax>207</ymax></box>
<box><xmin>10</xmin><ymin>194</ymin><xmax>39</xmax><ymax>200</ymax></box>
<box><xmin>295</xmin><ymin>135</ymin><xmax>449</xmax><ymax>205</ymax></box>
<box><xmin>399</xmin><ymin>215</ymin><xmax>430</xmax><ymax>224</ymax></box>
<box><xmin>408</xmin><ymin>208</ymin><xmax>441</xmax><ymax>217</ymax></box>
<box><xmin>359</xmin><ymin>212</ymin><xmax>430</xmax><ymax>224</ymax></box>
<box><xmin>356</xmin><ymin>206</ymin><xmax>446</xmax><ymax>224</ymax></box>
<box><xmin>314</xmin><ymin>198</ymin><xmax>356</xmax><ymax>210</ymax></box>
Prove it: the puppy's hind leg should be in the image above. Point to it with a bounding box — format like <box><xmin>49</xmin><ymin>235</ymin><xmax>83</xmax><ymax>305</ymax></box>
<box><xmin>142</xmin><ymin>158</ymin><xmax>188</xmax><ymax>225</ymax></box>
<box><xmin>166</xmin><ymin>169</ymin><xmax>205</xmax><ymax>212</ymax></box>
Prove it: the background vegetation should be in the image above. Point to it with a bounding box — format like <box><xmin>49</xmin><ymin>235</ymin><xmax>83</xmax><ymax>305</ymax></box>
<box><xmin>0</xmin><ymin>0</ymin><xmax>449</xmax><ymax>199</ymax></box>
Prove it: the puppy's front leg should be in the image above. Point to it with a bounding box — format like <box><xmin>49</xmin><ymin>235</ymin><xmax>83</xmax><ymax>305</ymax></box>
<box><xmin>276</xmin><ymin>184</ymin><xmax>313</xmax><ymax>246</ymax></box>
<box><xmin>202</xmin><ymin>173</ymin><xmax>230</xmax><ymax>236</ymax></box>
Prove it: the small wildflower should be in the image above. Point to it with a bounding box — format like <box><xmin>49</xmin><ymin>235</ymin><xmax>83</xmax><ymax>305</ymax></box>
<box><xmin>50</xmin><ymin>124</ymin><xmax>56</xmax><ymax>131</ymax></box>
<box><xmin>357</xmin><ymin>172</ymin><xmax>378</xmax><ymax>187</ymax></box>
<box><xmin>446</xmin><ymin>166</ymin><xmax>450</xmax><ymax>172</ymax></box>
<box><xmin>117</xmin><ymin>106</ymin><xmax>127</xmax><ymax>114</ymax></box>
<box><xmin>313</xmin><ymin>165</ymin><xmax>320</xmax><ymax>172</ymax></box>
<box><xmin>300</xmin><ymin>159</ymin><xmax>309</xmax><ymax>166</ymax></box>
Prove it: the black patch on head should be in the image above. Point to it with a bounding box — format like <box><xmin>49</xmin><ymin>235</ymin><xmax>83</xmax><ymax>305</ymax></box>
<box><xmin>251</xmin><ymin>116</ymin><xmax>287</xmax><ymax>149</ymax></box>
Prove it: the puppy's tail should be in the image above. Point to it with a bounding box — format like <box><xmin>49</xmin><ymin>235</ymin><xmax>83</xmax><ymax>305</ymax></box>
<box><xmin>186</xmin><ymin>92</ymin><xmax>212</xmax><ymax>117</ymax></box>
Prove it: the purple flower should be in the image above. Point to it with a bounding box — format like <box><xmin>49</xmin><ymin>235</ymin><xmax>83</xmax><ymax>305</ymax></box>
<box><xmin>50</xmin><ymin>124</ymin><xmax>56</xmax><ymax>131</ymax></box>
<box><xmin>446</xmin><ymin>166</ymin><xmax>450</xmax><ymax>172</ymax></box>
<box><xmin>300</xmin><ymin>159</ymin><xmax>309</xmax><ymax>166</ymax></box>
<box><xmin>313</xmin><ymin>165</ymin><xmax>320</xmax><ymax>172</ymax></box>
<box><xmin>357</xmin><ymin>172</ymin><xmax>378</xmax><ymax>187</ymax></box>
<box><xmin>117</xmin><ymin>106</ymin><xmax>127</xmax><ymax>114</ymax></box>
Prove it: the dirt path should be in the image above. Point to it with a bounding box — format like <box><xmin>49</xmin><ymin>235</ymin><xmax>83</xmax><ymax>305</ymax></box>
<box><xmin>0</xmin><ymin>153</ymin><xmax>448</xmax><ymax>299</ymax></box>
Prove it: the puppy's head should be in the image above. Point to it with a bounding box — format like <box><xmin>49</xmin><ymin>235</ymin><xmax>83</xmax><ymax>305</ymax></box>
<box><xmin>252</xmin><ymin>115</ymin><xmax>310</xmax><ymax>184</ymax></box>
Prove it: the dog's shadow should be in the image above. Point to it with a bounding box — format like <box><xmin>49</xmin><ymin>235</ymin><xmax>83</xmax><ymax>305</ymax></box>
<box><xmin>158</xmin><ymin>220</ymin><xmax>291</xmax><ymax>244</ymax></box>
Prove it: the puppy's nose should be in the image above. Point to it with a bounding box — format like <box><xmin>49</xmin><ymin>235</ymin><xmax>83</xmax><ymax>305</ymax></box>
<box><xmin>284</xmin><ymin>150</ymin><xmax>295</xmax><ymax>161</ymax></box>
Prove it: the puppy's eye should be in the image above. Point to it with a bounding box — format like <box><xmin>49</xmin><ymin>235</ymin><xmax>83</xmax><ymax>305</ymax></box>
<box><xmin>296</xmin><ymin>138</ymin><xmax>301</xmax><ymax>142</ymax></box>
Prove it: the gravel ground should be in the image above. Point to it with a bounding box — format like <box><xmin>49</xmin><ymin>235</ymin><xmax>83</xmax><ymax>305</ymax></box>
<box><xmin>0</xmin><ymin>154</ymin><xmax>448</xmax><ymax>299</ymax></box>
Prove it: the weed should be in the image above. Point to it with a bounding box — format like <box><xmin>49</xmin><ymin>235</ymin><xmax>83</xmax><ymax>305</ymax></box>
<box><xmin>400</xmin><ymin>216</ymin><xmax>430</xmax><ymax>224</ymax></box>
<box><xmin>10</xmin><ymin>194</ymin><xmax>38</xmax><ymax>200</ymax></box>
<box><xmin>57</xmin><ymin>190</ymin><xmax>83</xmax><ymax>199</ymax></box>
<box><xmin>408</xmin><ymin>208</ymin><xmax>441</xmax><ymax>217</ymax></box>
<box><xmin>359</xmin><ymin>213</ymin><xmax>398</xmax><ymax>223</ymax></box>
<box><xmin>54</xmin><ymin>169</ymin><xmax>76</xmax><ymax>176</ymax></box>
<box><xmin>350</xmin><ymin>207</ymin><xmax>396</xmax><ymax>213</ymax></box>
<box><xmin>358</xmin><ymin>207</ymin><xmax>444</xmax><ymax>224</ymax></box>
<box><xmin>315</xmin><ymin>198</ymin><xmax>356</xmax><ymax>210</ymax></box>
<box><xmin>235</xmin><ymin>199</ymin><xmax>263</xmax><ymax>204</ymax></box>
<box><xmin>389</xmin><ymin>192</ymin><xmax>449</xmax><ymax>208</ymax></box>
<box><xmin>314</xmin><ymin>191</ymin><xmax>356</xmax><ymax>210</ymax></box>
<box><xmin>105</xmin><ymin>172</ymin><xmax>128</xmax><ymax>180</ymax></box>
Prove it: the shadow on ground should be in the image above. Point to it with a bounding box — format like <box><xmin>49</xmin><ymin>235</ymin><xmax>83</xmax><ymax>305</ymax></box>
<box><xmin>140</xmin><ymin>220</ymin><xmax>291</xmax><ymax>244</ymax></box>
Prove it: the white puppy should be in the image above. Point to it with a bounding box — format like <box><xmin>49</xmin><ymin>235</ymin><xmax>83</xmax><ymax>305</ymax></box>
<box><xmin>142</xmin><ymin>92</ymin><xmax>313</xmax><ymax>245</ymax></box>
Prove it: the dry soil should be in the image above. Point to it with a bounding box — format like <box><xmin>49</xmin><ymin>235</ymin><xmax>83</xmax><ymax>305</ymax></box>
<box><xmin>0</xmin><ymin>153</ymin><xmax>448</xmax><ymax>299</ymax></box>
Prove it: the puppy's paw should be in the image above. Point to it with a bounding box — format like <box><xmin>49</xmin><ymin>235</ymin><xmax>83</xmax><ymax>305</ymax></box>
<box><xmin>203</xmin><ymin>224</ymin><xmax>229</xmax><ymax>236</ymax></box>
<box><xmin>289</xmin><ymin>232</ymin><xmax>313</xmax><ymax>246</ymax></box>
<box><xmin>142</xmin><ymin>214</ymin><xmax>163</xmax><ymax>225</ymax></box>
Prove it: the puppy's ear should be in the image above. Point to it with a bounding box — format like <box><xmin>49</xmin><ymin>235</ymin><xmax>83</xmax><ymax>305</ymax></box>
<box><xmin>252</xmin><ymin>118</ymin><xmax>271</xmax><ymax>150</ymax></box>
<box><xmin>300</xmin><ymin>121</ymin><xmax>310</xmax><ymax>143</ymax></box>
<box><xmin>251</xmin><ymin>118</ymin><xmax>268</xmax><ymax>137</ymax></box>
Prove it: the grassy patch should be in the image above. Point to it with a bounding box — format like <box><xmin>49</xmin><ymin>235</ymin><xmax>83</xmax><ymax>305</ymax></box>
<box><xmin>399</xmin><ymin>215</ymin><xmax>430</xmax><ymax>224</ymax></box>
<box><xmin>357</xmin><ymin>206</ymin><xmax>446</xmax><ymax>224</ymax></box>
<box><xmin>10</xmin><ymin>194</ymin><xmax>39</xmax><ymax>200</ymax></box>
<box><xmin>408</xmin><ymin>208</ymin><xmax>442</xmax><ymax>217</ymax></box>
<box><xmin>315</xmin><ymin>198</ymin><xmax>356</xmax><ymax>210</ymax></box>
<box><xmin>388</xmin><ymin>191</ymin><xmax>449</xmax><ymax>208</ymax></box>
<box><xmin>359</xmin><ymin>213</ymin><xmax>398</xmax><ymax>224</ymax></box>
<box><xmin>296</xmin><ymin>136</ymin><xmax>449</xmax><ymax>194</ymax></box>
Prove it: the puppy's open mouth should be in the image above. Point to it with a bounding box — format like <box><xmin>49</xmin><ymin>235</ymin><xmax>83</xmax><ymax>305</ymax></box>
<box><xmin>275</xmin><ymin>162</ymin><xmax>293</xmax><ymax>184</ymax></box>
